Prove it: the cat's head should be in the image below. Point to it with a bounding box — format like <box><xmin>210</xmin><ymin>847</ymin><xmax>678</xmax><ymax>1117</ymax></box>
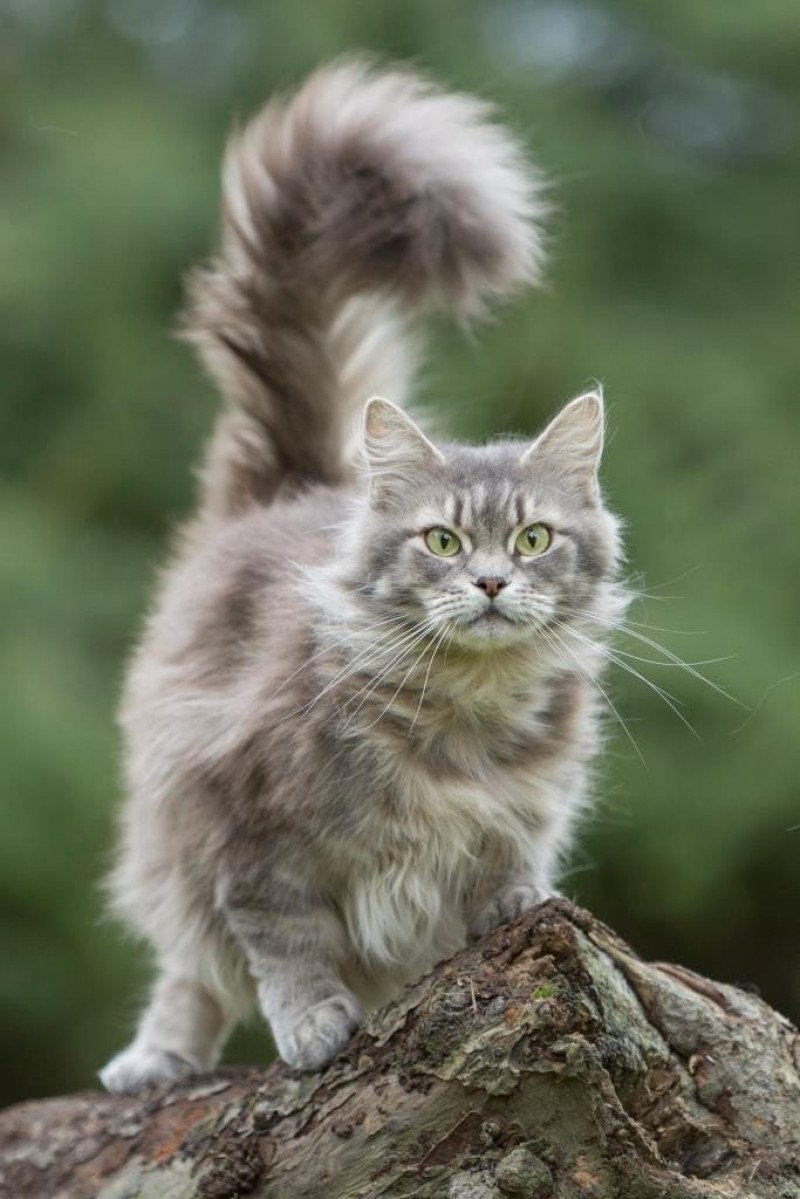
<box><xmin>345</xmin><ymin>391</ymin><xmax>624</xmax><ymax>649</ymax></box>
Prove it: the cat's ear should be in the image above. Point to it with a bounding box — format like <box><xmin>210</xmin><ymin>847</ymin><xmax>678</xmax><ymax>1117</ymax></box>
<box><xmin>362</xmin><ymin>397</ymin><xmax>445</xmax><ymax>505</ymax></box>
<box><xmin>521</xmin><ymin>389</ymin><xmax>604</xmax><ymax>502</ymax></box>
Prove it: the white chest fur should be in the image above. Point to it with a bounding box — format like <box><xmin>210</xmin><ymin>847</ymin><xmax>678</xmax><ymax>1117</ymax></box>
<box><xmin>333</xmin><ymin>651</ymin><xmax>594</xmax><ymax>970</ymax></box>
<box><xmin>340</xmin><ymin>745</ymin><xmax>570</xmax><ymax>970</ymax></box>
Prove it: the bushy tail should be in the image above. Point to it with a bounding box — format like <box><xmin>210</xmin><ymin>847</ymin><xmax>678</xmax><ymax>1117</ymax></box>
<box><xmin>182</xmin><ymin>58</ymin><xmax>546</xmax><ymax>517</ymax></box>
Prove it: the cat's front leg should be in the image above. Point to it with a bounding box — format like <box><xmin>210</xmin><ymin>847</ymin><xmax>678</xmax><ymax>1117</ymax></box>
<box><xmin>468</xmin><ymin>813</ymin><xmax>571</xmax><ymax>939</ymax></box>
<box><xmin>467</xmin><ymin>875</ymin><xmax>551</xmax><ymax>940</ymax></box>
<box><xmin>100</xmin><ymin>972</ymin><xmax>232</xmax><ymax>1093</ymax></box>
<box><xmin>219</xmin><ymin>862</ymin><xmax>362</xmax><ymax>1072</ymax></box>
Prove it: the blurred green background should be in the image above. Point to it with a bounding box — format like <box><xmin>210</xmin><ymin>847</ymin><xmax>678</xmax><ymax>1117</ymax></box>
<box><xmin>2</xmin><ymin>0</ymin><xmax>798</xmax><ymax>1107</ymax></box>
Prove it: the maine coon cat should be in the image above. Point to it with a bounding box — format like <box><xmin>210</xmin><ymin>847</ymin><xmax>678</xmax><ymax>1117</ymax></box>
<box><xmin>101</xmin><ymin>59</ymin><xmax>628</xmax><ymax>1092</ymax></box>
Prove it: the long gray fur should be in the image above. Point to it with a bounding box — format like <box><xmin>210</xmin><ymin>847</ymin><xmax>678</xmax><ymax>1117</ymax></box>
<box><xmin>100</xmin><ymin>59</ymin><xmax>628</xmax><ymax>1091</ymax></box>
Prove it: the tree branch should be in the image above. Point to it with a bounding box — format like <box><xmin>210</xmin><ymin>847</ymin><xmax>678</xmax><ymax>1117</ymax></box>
<box><xmin>1</xmin><ymin>900</ymin><xmax>798</xmax><ymax>1198</ymax></box>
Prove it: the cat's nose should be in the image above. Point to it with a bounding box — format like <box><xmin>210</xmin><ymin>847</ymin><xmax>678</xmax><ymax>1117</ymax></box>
<box><xmin>474</xmin><ymin>576</ymin><xmax>508</xmax><ymax>599</ymax></box>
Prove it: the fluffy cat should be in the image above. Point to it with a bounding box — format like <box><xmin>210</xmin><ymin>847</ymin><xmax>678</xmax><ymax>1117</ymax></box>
<box><xmin>100</xmin><ymin>59</ymin><xmax>628</xmax><ymax>1092</ymax></box>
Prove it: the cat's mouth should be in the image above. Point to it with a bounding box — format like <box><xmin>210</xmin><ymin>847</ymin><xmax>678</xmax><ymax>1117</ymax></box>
<box><xmin>460</xmin><ymin>607</ymin><xmax>520</xmax><ymax>639</ymax></box>
<box><xmin>471</xmin><ymin>608</ymin><xmax>512</xmax><ymax>623</ymax></box>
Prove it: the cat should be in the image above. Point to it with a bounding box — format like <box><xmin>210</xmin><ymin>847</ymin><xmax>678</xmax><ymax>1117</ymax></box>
<box><xmin>100</xmin><ymin>58</ymin><xmax>628</xmax><ymax>1092</ymax></box>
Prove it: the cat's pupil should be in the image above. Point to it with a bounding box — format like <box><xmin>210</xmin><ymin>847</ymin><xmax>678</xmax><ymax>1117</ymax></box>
<box><xmin>526</xmin><ymin>529</ymin><xmax>538</xmax><ymax>547</ymax></box>
<box><xmin>440</xmin><ymin>532</ymin><xmax>451</xmax><ymax>548</ymax></box>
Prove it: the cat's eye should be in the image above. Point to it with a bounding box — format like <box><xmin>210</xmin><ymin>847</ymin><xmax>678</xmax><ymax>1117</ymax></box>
<box><xmin>514</xmin><ymin>523</ymin><xmax>552</xmax><ymax>557</ymax></box>
<box><xmin>424</xmin><ymin>527</ymin><xmax>462</xmax><ymax>557</ymax></box>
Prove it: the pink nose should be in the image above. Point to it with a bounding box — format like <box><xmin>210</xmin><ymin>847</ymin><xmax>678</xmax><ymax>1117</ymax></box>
<box><xmin>474</xmin><ymin>576</ymin><xmax>507</xmax><ymax>599</ymax></box>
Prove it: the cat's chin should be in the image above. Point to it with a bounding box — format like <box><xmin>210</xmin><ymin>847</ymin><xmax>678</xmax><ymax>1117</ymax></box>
<box><xmin>451</xmin><ymin>612</ymin><xmax>529</xmax><ymax>648</ymax></box>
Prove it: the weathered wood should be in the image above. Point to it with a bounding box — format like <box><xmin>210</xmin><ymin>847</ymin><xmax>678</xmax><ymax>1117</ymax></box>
<box><xmin>1</xmin><ymin>900</ymin><xmax>798</xmax><ymax>1198</ymax></box>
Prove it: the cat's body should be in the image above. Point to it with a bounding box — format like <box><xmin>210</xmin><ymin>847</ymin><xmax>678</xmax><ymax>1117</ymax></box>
<box><xmin>101</xmin><ymin>60</ymin><xmax>627</xmax><ymax>1091</ymax></box>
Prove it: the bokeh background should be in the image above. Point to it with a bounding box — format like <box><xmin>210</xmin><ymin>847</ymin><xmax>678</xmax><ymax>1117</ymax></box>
<box><xmin>2</xmin><ymin>0</ymin><xmax>799</xmax><ymax>1107</ymax></box>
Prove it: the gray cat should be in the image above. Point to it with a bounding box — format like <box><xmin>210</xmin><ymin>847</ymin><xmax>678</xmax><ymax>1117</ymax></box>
<box><xmin>100</xmin><ymin>59</ymin><xmax>628</xmax><ymax>1092</ymax></box>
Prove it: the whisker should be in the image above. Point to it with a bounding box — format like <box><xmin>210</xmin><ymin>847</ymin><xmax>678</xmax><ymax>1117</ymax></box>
<box><xmin>271</xmin><ymin>615</ymin><xmax>405</xmax><ymax>698</ymax></box>
<box><xmin>350</xmin><ymin>624</ymin><xmax>442</xmax><ymax>732</ymax></box>
<box><xmin>555</xmin><ymin>603</ymin><xmax>744</xmax><ymax>709</ymax></box>
<box><xmin>632</xmin><ymin>564</ymin><xmax>704</xmax><ymax>594</ymax></box>
<box><xmin>610</xmin><ymin>648</ymin><xmax>729</xmax><ymax>669</ymax></box>
<box><xmin>539</xmin><ymin>622</ymin><xmax>646</xmax><ymax>766</ymax></box>
<box><xmin>408</xmin><ymin>623</ymin><xmax>452</xmax><ymax>734</ymax></box>
<box><xmin>338</xmin><ymin>622</ymin><xmax>440</xmax><ymax>727</ymax></box>
<box><xmin>555</xmin><ymin>619</ymin><xmax>701</xmax><ymax>741</ymax></box>
<box><xmin>301</xmin><ymin>620</ymin><xmax>432</xmax><ymax>715</ymax></box>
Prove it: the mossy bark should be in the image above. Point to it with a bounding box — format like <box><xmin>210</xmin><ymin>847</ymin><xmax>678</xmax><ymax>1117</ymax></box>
<box><xmin>1</xmin><ymin>901</ymin><xmax>798</xmax><ymax>1198</ymax></box>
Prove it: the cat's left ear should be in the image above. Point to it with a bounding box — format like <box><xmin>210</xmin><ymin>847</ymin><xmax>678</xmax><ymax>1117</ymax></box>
<box><xmin>362</xmin><ymin>397</ymin><xmax>445</xmax><ymax>507</ymax></box>
<box><xmin>521</xmin><ymin>389</ymin><xmax>604</xmax><ymax>502</ymax></box>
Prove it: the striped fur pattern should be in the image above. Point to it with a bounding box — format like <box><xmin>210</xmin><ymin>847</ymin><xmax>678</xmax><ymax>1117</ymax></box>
<box><xmin>100</xmin><ymin>60</ymin><xmax>627</xmax><ymax>1091</ymax></box>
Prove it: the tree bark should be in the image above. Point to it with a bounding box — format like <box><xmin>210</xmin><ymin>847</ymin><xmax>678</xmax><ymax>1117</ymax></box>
<box><xmin>1</xmin><ymin>900</ymin><xmax>798</xmax><ymax>1199</ymax></box>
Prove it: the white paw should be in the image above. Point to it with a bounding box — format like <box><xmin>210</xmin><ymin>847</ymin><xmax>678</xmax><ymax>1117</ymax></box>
<box><xmin>99</xmin><ymin>1044</ymin><xmax>196</xmax><ymax>1094</ymax></box>
<box><xmin>274</xmin><ymin>993</ymin><xmax>363</xmax><ymax>1072</ymax></box>
<box><xmin>468</xmin><ymin>882</ymin><xmax>546</xmax><ymax>939</ymax></box>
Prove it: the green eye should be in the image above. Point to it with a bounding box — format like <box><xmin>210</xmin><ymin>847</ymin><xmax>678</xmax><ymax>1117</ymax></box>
<box><xmin>515</xmin><ymin>523</ymin><xmax>552</xmax><ymax>557</ymax></box>
<box><xmin>424</xmin><ymin>527</ymin><xmax>462</xmax><ymax>557</ymax></box>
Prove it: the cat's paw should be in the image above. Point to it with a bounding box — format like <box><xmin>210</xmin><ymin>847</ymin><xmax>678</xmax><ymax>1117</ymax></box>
<box><xmin>468</xmin><ymin>881</ymin><xmax>547</xmax><ymax>940</ymax></box>
<box><xmin>274</xmin><ymin>993</ymin><xmax>363</xmax><ymax>1072</ymax></box>
<box><xmin>99</xmin><ymin>1044</ymin><xmax>196</xmax><ymax>1094</ymax></box>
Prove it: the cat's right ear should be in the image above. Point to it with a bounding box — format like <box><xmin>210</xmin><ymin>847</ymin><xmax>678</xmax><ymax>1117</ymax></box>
<box><xmin>362</xmin><ymin>398</ymin><xmax>445</xmax><ymax>506</ymax></box>
<box><xmin>521</xmin><ymin>389</ymin><xmax>604</xmax><ymax>503</ymax></box>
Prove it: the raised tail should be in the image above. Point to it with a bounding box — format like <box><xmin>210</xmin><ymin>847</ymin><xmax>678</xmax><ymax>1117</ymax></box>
<box><xmin>182</xmin><ymin>58</ymin><xmax>546</xmax><ymax>517</ymax></box>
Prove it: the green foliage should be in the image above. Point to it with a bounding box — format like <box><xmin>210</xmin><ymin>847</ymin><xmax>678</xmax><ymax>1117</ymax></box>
<box><xmin>1</xmin><ymin>0</ymin><xmax>798</xmax><ymax>1105</ymax></box>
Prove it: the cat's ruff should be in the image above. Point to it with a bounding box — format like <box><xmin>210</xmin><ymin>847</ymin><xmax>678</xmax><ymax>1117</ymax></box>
<box><xmin>101</xmin><ymin>58</ymin><xmax>628</xmax><ymax>1091</ymax></box>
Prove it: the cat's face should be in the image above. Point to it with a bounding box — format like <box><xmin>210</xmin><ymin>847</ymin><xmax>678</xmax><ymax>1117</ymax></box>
<box><xmin>355</xmin><ymin>393</ymin><xmax>622</xmax><ymax>649</ymax></box>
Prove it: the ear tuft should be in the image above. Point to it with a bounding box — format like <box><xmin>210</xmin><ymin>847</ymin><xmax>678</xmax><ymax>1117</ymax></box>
<box><xmin>521</xmin><ymin>388</ymin><xmax>605</xmax><ymax>500</ymax></box>
<box><xmin>363</xmin><ymin>397</ymin><xmax>445</xmax><ymax>505</ymax></box>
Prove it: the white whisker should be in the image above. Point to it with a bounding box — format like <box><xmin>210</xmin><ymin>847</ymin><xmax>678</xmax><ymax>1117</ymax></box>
<box><xmin>271</xmin><ymin>614</ymin><xmax>405</xmax><ymax>698</ymax></box>
<box><xmin>555</xmin><ymin>619</ymin><xmax>701</xmax><ymax>741</ymax></box>
<box><xmin>539</xmin><ymin>622</ymin><xmax>646</xmax><ymax>765</ymax></box>
<box><xmin>408</xmin><ymin>623</ymin><xmax>452</xmax><ymax>733</ymax></box>
<box><xmin>349</xmin><ymin>623</ymin><xmax>442</xmax><ymax>733</ymax></box>
<box><xmin>555</xmin><ymin>602</ymin><xmax>744</xmax><ymax>709</ymax></box>
<box><xmin>338</xmin><ymin>621</ymin><xmax>441</xmax><ymax>729</ymax></box>
<box><xmin>300</xmin><ymin>620</ymin><xmax>432</xmax><ymax>715</ymax></box>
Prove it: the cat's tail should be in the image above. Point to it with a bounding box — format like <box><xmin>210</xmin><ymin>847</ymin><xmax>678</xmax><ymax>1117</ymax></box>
<box><xmin>182</xmin><ymin>58</ymin><xmax>546</xmax><ymax>517</ymax></box>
